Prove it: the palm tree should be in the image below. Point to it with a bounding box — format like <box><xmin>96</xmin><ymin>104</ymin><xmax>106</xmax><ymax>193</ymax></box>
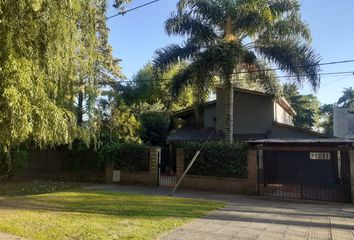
<box><xmin>153</xmin><ymin>0</ymin><xmax>320</xmax><ymax>142</ymax></box>
<box><xmin>337</xmin><ymin>87</ymin><xmax>354</xmax><ymax>109</ymax></box>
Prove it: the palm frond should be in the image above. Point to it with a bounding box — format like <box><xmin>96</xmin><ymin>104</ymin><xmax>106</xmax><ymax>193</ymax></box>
<box><xmin>186</xmin><ymin>0</ymin><xmax>224</xmax><ymax>25</ymax></box>
<box><xmin>153</xmin><ymin>42</ymin><xmax>200</xmax><ymax>73</ymax></box>
<box><xmin>239</xmin><ymin>51</ymin><xmax>282</xmax><ymax>95</ymax></box>
<box><xmin>177</xmin><ymin>0</ymin><xmax>223</xmax><ymax>21</ymax></box>
<box><xmin>261</xmin><ymin>12</ymin><xmax>311</xmax><ymax>42</ymax></box>
<box><xmin>256</xmin><ymin>38</ymin><xmax>321</xmax><ymax>90</ymax></box>
<box><xmin>170</xmin><ymin>52</ymin><xmax>216</xmax><ymax>99</ymax></box>
<box><xmin>268</xmin><ymin>0</ymin><xmax>300</xmax><ymax>15</ymax></box>
<box><xmin>165</xmin><ymin>13</ymin><xmax>218</xmax><ymax>41</ymax></box>
<box><xmin>231</xmin><ymin>0</ymin><xmax>277</xmax><ymax>37</ymax></box>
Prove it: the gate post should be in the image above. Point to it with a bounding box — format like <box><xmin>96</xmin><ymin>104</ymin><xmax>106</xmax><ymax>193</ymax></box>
<box><xmin>149</xmin><ymin>147</ymin><xmax>161</xmax><ymax>185</ymax></box>
<box><xmin>105</xmin><ymin>161</ymin><xmax>114</xmax><ymax>183</ymax></box>
<box><xmin>176</xmin><ymin>148</ymin><xmax>185</xmax><ymax>179</ymax></box>
<box><xmin>247</xmin><ymin>149</ymin><xmax>257</xmax><ymax>194</ymax></box>
<box><xmin>350</xmin><ymin>151</ymin><xmax>354</xmax><ymax>203</ymax></box>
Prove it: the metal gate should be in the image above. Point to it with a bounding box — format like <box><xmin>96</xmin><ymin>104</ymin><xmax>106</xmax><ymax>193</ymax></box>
<box><xmin>258</xmin><ymin>150</ymin><xmax>351</xmax><ymax>202</ymax></box>
<box><xmin>158</xmin><ymin>147</ymin><xmax>176</xmax><ymax>188</ymax></box>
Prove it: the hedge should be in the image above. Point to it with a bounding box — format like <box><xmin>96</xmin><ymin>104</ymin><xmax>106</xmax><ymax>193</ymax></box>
<box><xmin>99</xmin><ymin>142</ymin><xmax>149</xmax><ymax>172</ymax></box>
<box><xmin>182</xmin><ymin>142</ymin><xmax>248</xmax><ymax>178</ymax></box>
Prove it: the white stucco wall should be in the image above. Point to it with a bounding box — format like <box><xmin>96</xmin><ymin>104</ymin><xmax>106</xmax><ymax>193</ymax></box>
<box><xmin>333</xmin><ymin>107</ymin><xmax>354</xmax><ymax>139</ymax></box>
<box><xmin>204</xmin><ymin>104</ymin><xmax>217</xmax><ymax>128</ymax></box>
<box><xmin>274</xmin><ymin>102</ymin><xmax>294</xmax><ymax>126</ymax></box>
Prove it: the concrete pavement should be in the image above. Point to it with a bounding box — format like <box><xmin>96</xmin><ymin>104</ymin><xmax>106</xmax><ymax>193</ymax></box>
<box><xmin>85</xmin><ymin>184</ymin><xmax>354</xmax><ymax>240</ymax></box>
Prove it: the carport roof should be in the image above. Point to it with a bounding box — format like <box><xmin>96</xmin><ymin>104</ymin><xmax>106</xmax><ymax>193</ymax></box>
<box><xmin>167</xmin><ymin>127</ymin><xmax>267</xmax><ymax>142</ymax></box>
<box><xmin>248</xmin><ymin>138</ymin><xmax>354</xmax><ymax>144</ymax></box>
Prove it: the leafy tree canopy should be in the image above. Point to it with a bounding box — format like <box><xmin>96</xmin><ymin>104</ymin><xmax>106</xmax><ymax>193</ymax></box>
<box><xmin>120</xmin><ymin>63</ymin><xmax>195</xmax><ymax>111</ymax></box>
<box><xmin>283</xmin><ymin>83</ymin><xmax>320</xmax><ymax>130</ymax></box>
<box><xmin>319</xmin><ymin>104</ymin><xmax>333</xmax><ymax>136</ymax></box>
<box><xmin>0</xmin><ymin>0</ymin><xmax>121</xmax><ymax>172</ymax></box>
<box><xmin>139</xmin><ymin>112</ymin><xmax>171</xmax><ymax>146</ymax></box>
<box><xmin>337</xmin><ymin>87</ymin><xmax>354</xmax><ymax>109</ymax></box>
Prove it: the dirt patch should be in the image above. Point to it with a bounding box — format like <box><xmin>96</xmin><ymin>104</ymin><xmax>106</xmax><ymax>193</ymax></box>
<box><xmin>0</xmin><ymin>232</ymin><xmax>25</xmax><ymax>240</ymax></box>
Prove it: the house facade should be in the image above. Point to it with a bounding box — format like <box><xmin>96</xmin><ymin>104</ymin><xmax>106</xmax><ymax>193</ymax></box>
<box><xmin>168</xmin><ymin>87</ymin><xmax>326</xmax><ymax>142</ymax></box>
<box><xmin>160</xmin><ymin>88</ymin><xmax>354</xmax><ymax>203</ymax></box>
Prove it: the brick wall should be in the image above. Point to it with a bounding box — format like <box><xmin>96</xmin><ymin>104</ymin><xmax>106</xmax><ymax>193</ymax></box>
<box><xmin>149</xmin><ymin>147</ymin><xmax>159</xmax><ymax>184</ymax></box>
<box><xmin>119</xmin><ymin>171</ymin><xmax>155</xmax><ymax>185</ymax></box>
<box><xmin>247</xmin><ymin>149</ymin><xmax>257</xmax><ymax>194</ymax></box>
<box><xmin>105</xmin><ymin>147</ymin><xmax>160</xmax><ymax>186</ymax></box>
<box><xmin>179</xmin><ymin>175</ymin><xmax>250</xmax><ymax>194</ymax></box>
<box><xmin>176</xmin><ymin>148</ymin><xmax>184</xmax><ymax>179</ymax></box>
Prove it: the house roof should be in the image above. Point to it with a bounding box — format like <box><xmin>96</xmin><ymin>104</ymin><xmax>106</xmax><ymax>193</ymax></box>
<box><xmin>174</xmin><ymin>100</ymin><xmax>216</xmax><ymax>117</ymax></box>
<box><xmin>167</xmin><ymin>122</ymin><xmax>329</xmax><ymax>143</ymax></box>
<box><xmin>248</xmin><ymin>138</ymin><xmax>354</xmax><ymax>144</ymax></box>
<box><xmin>166</xmin><ymin>126</ymin><xmax>267</xmax><ymax>142</ymax></box>
<box><xmin>273</xmin><ymin>122</ymin><xmax>329</xmax><ymax>138</ymax></box>
<box><xmin>173</xmin><ymin>87</ymin><xmax>296</xmax><ymax>117</ymax></box>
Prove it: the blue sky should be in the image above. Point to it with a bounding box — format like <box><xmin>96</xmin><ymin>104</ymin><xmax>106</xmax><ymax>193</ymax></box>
<box><xmin>107</xmin><ymin>0</ymin><xmax>354</xmax><ymax>104</ymax></box>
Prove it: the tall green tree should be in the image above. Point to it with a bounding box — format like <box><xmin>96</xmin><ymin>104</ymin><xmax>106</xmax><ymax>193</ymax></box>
<box><xmin>337</xmin><ymin>87</ymin><xmax>354</xmax><ymax>109</ymax></box>
<box><xmin>120</xmin><ymin>63</ymin><xmax>194</xmax><ymax>111</ymax></box>
<box><xmin>283</xmin><ymin>83</ymin><xmax>320</xmax><ymax>130</ymax></box>
<box><xmin>76</xmin><ymin>0</ymin><xmax>123</xmax><ymax>128</ymax></box>
<box><xmin>154</xmin><ymin>0</ymin><xmax>320</xmax><ymax>142</ymax></box>
<box><xmin>0</xmin><ymin>0</ymin><xmax>119</xmax><ymax>172</ymax></box>
<box><xmin>319</xmin><ymin>104</ymin><xmax>333</xmax><ymax>135</ymax></box>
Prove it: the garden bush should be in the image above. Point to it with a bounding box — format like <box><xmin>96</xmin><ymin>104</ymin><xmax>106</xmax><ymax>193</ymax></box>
<box><xmin>182</xmin><ymin>142</ymin><xmax>248</xmax><ymax>178</ymax></box>
<box><xmin>139</xmin><ymin>111</ymin><xmax>170</xmax><ymax>146</ymax></box>
<box><xmin>65</xmin><ymin>141</ymin><xmax>101</xmax><ymax>172</ymax></box>
<box><xmin>99</xmin><ymin>142</ymin><xmax>149</xmax><ymax>172</ymax></box>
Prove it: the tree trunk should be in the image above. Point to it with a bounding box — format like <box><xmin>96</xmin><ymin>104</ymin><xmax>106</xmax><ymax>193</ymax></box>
<box><xmin>224</xmin><ymin>77</ymin><xmax>234</xmax><ymax>143</ymax></box>
<box><xmin>77</xmin><ymin>91</ymin><xmax>84</xmax><ymax>126</ymax></box>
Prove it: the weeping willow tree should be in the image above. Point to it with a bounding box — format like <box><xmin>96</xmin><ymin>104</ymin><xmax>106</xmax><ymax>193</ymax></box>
<box><xmin>0</xmin><ymin>0</ymin><xmax>121</xmax><ymax>172</ymax></box>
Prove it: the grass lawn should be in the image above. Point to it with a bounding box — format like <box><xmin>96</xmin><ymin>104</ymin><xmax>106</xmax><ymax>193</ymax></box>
<box><xmin>0</xmin><ymin>180</ymin><xmax>224</xmax><ymax>240</ymax></box>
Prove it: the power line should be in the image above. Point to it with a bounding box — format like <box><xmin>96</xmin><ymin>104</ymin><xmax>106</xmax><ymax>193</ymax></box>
<box><xmin>117</xmin><ymin>60</ymin><xmax>354</xmax><ymax>86</ymax></box>
<box><xmin>278</xmin><ymin>71</ymin><xmax>354</xmax><ymax>79</ymax></box>
<box><xmin>106</xmin><ymin>0</ymin><xmax>161</xmax><ymax>20</ymax></box>
<box><xmin>301</xmin><ymin>75</ymin><xmax>353</xmax><ymax>95</ymax></box>
<box><xmin>235</xmin><ymin>59</ymin><xmax>354</xmax><ymax>75</ymax></box>
<box><xmin>117</xmin><ymin>69</ymin><xmax>354</xmax><ymax>86</ymax></box>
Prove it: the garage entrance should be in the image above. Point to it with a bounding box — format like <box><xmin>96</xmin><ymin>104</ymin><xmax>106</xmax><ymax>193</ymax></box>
<box><xmin>253</xmin><ymin>140</ymin><xmax>353</xmax><ymax>203</ymax></box>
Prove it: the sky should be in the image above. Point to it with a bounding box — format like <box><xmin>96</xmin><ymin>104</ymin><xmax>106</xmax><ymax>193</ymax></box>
<box><xmin>107</xmin><ymin>0</ymin><xmax>354</xmax><ymax>104</ymax></box>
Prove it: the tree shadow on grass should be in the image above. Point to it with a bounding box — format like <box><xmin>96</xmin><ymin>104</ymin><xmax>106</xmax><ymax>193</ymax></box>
<box><xmin>0</xmin><ymin>189</ymin><xmax>223</xmax><ymax>220</ymax></box>
<box><xmin>0</xmin><ymin>180</ymin><xmax>80</xmax><ymax>197</ymax></box>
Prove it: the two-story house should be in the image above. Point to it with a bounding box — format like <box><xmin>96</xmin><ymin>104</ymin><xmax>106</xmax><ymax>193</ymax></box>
<box><xmin>161</xmin><ymin>87</ymin><xmax>354</xmax><ymax>204</ymax></box>
<box><xmin>167</xmin><ymin>87</ymin><xmax>327</xmax><ymax>142</ymax></box>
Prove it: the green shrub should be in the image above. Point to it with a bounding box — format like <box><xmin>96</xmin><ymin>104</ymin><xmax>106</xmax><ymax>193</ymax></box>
<box><xmin>0</xmin><ymin>147</ymin><xmax>28</xmax><ymax>177</ymax></box>
<box><xmin>11</xmin><ymin>148</ymin><xmax>29</xmax><ymax>175</ymax></box>
<box><xmin>99</xmin><ymin>142</ymin><xmax>149</xmax><ymax>172</ymax></box>
<box><xmin>65</xmin><ymin>141</ymin><xmax>101</xmax><ymax>172</ymax></box>
<box><xmin>139</xmin><ymin>111</ymin><xmax>170</xmax><ymax>146</ymax></box>
<box><xmin>182</xmin><ymin>142</ymin><xmax>248</xmax><ymax>178</ymax></box>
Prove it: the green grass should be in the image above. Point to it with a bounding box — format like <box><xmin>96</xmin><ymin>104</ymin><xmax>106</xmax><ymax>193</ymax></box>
<box><xmin>0</xmin><ymin>180</ymin><xmax>224</xmax><ymax>240</ymax></box>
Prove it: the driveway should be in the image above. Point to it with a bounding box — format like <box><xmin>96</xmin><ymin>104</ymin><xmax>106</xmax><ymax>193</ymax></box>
<box><xmin>86</xmin><ymin>185</ymin><xmax>354</xmax><ymax>240</ymax></box>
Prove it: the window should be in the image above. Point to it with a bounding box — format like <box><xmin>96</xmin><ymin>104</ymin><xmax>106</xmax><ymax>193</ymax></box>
<box><xmin>309</xmin><ymin>152</ymin><xmax>331</xmax><ymax>160</ymax></box>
